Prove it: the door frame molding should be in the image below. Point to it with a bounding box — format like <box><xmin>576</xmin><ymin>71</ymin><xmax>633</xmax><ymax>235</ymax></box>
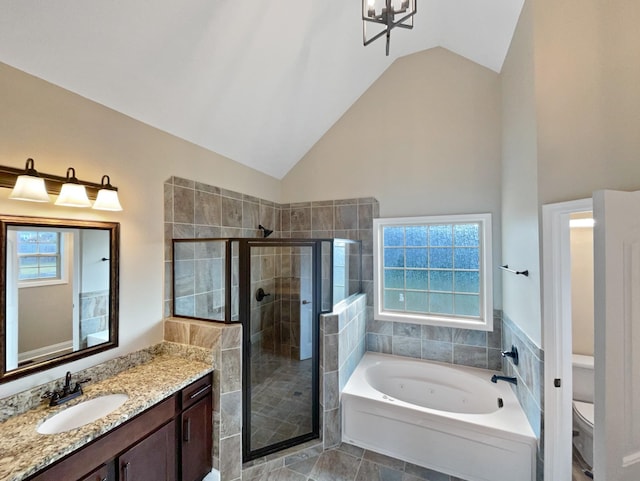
<box><xmin>542</xmin><ymin>197</ymin><xmax>593</xmax><ymax>480</ymax></box>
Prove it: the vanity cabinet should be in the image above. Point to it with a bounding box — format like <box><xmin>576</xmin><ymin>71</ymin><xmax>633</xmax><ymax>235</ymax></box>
<box><xmin>181</xmin><ymin>375</ymin><xmax>213</xmax><ymax>481</ymax></box>
<box><xmin>29</xmin><ymin>373</ymin><xmax>212</xmax><ymax>481</ymax></box>
<box><xmin>119</xmin><ymin>420</ymin><xmax>176</xmax><ymax>481</ymax></box>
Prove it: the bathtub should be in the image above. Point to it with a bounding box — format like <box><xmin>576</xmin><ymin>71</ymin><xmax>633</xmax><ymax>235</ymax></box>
<box><xmin>341</xmin><ymin>352</ymin><xmax>536</xmax><ymax>481</ymax></box>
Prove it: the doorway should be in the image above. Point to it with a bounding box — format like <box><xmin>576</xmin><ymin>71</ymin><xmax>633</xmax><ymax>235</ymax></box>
<box><xmin>542</xmin><ymin>198</ymin><xmax>593</xmax><ymax>480</ymax></box>
<box><xmin>241</xmin><ymin>239</ymin><xmax>321</xmax><ymax>461</ymax></box>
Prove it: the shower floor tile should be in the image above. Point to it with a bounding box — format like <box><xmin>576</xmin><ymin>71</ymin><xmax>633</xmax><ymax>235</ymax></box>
<box><xmin>250</xmin><ymin>352</ymin><xmax>313</xmax><ymax>451</ymax></box>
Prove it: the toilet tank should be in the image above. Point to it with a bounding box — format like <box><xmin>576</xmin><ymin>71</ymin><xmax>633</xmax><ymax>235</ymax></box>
<box><xmin>572</xmin><ymin>354</ymin><xmax>594</xmax><ymax>403</ymax></box>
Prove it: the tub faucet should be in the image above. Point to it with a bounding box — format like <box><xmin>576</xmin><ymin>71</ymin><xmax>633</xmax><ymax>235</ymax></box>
<box><xmin>491</xmin><ymin>374</ymin><xmax>517</xmax><ymax>385</ymax></box>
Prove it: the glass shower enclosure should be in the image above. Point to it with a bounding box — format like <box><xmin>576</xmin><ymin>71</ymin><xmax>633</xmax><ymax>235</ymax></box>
<box><xmin>172</xmin><ymin>237</ymin><xmax>361</xmax><ymax>460</ymax></box>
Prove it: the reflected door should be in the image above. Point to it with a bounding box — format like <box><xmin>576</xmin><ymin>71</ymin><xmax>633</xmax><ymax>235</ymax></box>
<box><xmin>242</xmin><ymin>240</ymin><xmax>319</xmax><ymax>461</ymax></box>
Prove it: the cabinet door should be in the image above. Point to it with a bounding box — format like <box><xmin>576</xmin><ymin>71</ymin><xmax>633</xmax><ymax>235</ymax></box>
<box><xmin>119</xmin><ymin>421</ymin><xmax>177</xmax><ymax>481</ymax></box>
<box><xmin>78</xmin><ymin>464</ymin><xmax>112</xmax><ymax>481</ymax></box>
<box><xmin>181</xmin><ymin>395</ymin><xmax>212</xmax><ymax>481</ymax></box>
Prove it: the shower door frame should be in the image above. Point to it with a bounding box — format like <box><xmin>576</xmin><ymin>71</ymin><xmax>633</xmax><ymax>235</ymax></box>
<box><xmin>240</xmin><ymin>238</ymin><xmax>324</xmax><ymax>462</ymax></box>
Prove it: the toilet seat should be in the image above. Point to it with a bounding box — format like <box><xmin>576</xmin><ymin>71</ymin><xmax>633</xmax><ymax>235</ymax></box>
<box><xmin>573</xmin><ymin>400</ymin><xmax>594</xmax><ymax>427</ymax></box>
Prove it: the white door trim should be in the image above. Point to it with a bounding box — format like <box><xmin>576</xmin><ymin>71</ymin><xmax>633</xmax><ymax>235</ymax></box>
<box><xmin>542</xmin><ymin>197</ymin><xmax>593</xmax><ymax>481</ymax></box>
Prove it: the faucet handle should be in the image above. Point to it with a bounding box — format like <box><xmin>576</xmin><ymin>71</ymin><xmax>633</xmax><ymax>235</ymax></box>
<box><xmin>73</xmin><ymin>377</ymin><xmax>92</xmax><ymax>393</ymax></box>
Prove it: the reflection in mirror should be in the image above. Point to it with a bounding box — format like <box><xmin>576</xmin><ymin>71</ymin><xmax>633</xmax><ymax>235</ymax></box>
<box><xmin>1</xmin><ymin>215</ymin><xmax>119</xmax><ymax>383</ymax></box>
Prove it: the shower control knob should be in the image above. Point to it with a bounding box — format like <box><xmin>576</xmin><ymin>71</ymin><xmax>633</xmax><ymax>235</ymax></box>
<box><xmin>255</xmin><ymin>288</ymin><xmax>271</xmax><ymax>302</ymax></box>
<box><xmin>302</xmin><ymin>300</ymin><xmax>311</xmax><ymax>305</ymax></box>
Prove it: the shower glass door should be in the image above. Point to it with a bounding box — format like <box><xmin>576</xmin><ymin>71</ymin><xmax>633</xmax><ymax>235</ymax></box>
<box><xmin>241</xmin><ymin>240</ymin><xmax>320</xmax><ymax>461</ymax></box>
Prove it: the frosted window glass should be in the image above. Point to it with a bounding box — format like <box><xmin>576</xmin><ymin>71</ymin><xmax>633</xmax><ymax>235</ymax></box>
<box><xmin>334</xmin><ymin>266</ymin><xmax>345</xmax><ymax>285</ymax></box>
<box><xmin>406</xmin><ymin>226</ymin><xmax>428</xmax><ymax>246</ymax></box>
<box><xmin>455</xmin><ymin>294</ymin><xmax>480</xmax><ymax>316</ymax></box>
<box><xmin>384</xmin><ymin>227</ymin><xmax>404</xmax><ymax>247</ymax></box>
<box><xmin>406</xmin><ymin>269</ymin><xmax>428</xmax><ymax>290</ymax></box>
<box><xmin>454</xmin><ymin>224</ymin><xmax>479</xmax><ymax>246</ymax></box>
<box><xmin>454</xmin><ymin>271</ymin><xmax>479</xmax><ymax>293</ymax></box>
<box><xmin>384</xmin><ymin>269</ymin><xmax>404</xmax><ymax>289</ymax></box>
<box><xmin>430</xmin><ymin>293</ymin><xmax>453</xmax><ymax>314</ymax></box>
<box><xmin>384</xmin><ymin>289</ymin><xmax>405</xmax><ymax>310</ymax></box>
<box><xmin>429</xmin><ymin>270</ymin><xmax>453</xmax><ymax>292</ymax></box>
<box><xmin>406</xmin><ymin>248</ymin><xmax>428</xmax><ymax>268</ymax></box>
<box><xmin>406</xmin><ymin>291</ymin><xmax>429</xmax><ymax>312</ymax></box>
<box><xmin>429</xmin><ymin>248</ymin><xmax>453</xmax><ymax>268</ymax></box>
<box><xmin>454</xmin><ymin>248</ymin><xmax>479</xmax><ymax>269</ymax></box>
<box><xmin>429</xmin><ymin>225</ymin><xmax>452</xmax><ymax>246</ymax></box>
<box><xmin>384</xmin><ymin>248</ymin><xmax>404</xmax><ymax>268</ymax></box>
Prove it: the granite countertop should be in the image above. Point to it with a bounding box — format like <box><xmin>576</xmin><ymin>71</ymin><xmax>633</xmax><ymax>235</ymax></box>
<box><xmin>0</xmin><ymin>353</ymin><xmax>212</xmax><ymax>481</ymax></box>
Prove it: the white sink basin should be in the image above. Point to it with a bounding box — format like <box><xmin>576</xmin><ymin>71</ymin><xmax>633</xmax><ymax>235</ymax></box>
<box><xmin>37</xmin><ymin>393</ymin><xmax>129</xmax><ymax>434</ymax></box>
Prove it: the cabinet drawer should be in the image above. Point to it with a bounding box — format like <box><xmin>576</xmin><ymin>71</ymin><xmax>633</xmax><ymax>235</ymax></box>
<box><xmin>181</xmin><ymin>373</ymin><xmax>212</xmax><ymax>409</ymax></box>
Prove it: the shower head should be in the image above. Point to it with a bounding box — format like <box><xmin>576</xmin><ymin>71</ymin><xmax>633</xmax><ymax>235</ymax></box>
<box><xmin>258</xmin><ymin>224</ymin><xmax>274</xmax><ymax>238</ymax></box>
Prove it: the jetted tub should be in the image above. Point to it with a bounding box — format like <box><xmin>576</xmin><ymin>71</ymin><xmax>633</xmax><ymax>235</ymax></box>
<box><xmin>341</xmin><ymin>352</ymin><xmax>536</xmax><ymax>481</ymax></box>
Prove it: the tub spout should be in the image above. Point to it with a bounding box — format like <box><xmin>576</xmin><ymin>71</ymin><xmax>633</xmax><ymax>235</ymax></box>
<box><xmin>491</xmin><ymin>375</ymin><xmax>517</xmax><ymax>385</ymax></box>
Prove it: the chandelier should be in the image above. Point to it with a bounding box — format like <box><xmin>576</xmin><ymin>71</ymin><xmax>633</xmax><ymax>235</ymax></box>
<box><xmin>362</xmin><ymin>0</ymin><xmax>417</xmax><ymax>56</ymax></box>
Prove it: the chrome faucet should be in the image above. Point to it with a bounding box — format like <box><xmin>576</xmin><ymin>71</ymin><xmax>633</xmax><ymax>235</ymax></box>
<box><xmin>491</xmin><ymin>374</ymin><xmax>517</xmax><ymax>385</ymax></box>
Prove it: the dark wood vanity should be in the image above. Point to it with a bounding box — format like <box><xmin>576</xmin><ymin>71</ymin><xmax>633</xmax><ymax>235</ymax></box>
<box><xmin>28</xmin><ymin>373</ymin><xmax>212</xmax><ymax>481</ymax></box>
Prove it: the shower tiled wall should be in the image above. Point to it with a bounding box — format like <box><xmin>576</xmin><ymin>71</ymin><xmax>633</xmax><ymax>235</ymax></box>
<box><xmin>502</xmin><ymin>312</ymin><xmax>544</xmax><ymax>481</ymax></box>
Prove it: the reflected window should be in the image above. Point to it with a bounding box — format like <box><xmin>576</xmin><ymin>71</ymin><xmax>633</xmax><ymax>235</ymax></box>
<box><xmin>16</xmin><ymin>230</ymin><xmax>62</xmax><ymax>282</ymax></box>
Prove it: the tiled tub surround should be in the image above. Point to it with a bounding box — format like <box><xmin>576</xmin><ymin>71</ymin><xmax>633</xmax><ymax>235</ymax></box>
<box><xmin>79</xmin><ymin>289</ymin><xmax>109</xmax><ymax>348</ymax></box>
<box><xmin>0</xmin><ymin>342</ymin><xmax>212</xmax><ymax>481</ymax></box>
<box><xmin>320</xmin><ymin>294</ymin><xmax>367</xmax><ymax>450</ymax></box>
<box><xmin>366</xmin><ymin>312</ymin><xmax>504</xmax><ymax>371</ymax></box>
<box><xmin>501</xmin><ymin>313</ymin><xmax>544</xmax><ymax>481</ymax></box>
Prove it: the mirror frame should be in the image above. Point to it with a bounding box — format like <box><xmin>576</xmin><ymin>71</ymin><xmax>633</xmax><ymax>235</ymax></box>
<box><xmin>0</xmin><ymin>215</ymin><xmax>120</xmax><ymax>383</ymax></box>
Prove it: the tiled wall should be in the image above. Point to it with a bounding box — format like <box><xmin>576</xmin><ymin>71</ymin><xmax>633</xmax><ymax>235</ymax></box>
<box><xmin>366</xmin><ymin>312</ymin><xmax>504</xmax><ymax>371</ymax></box>
<box><xmin>164</xmin><ymin>318</ymin><xmax>242</xmax><ymax>480</ymax></box>
<box><xmin>320</xmin><ymin>294</ymin><xmax>367</xmax><ymax>449</ymax></box>
<box><xmin>79</xmin><ymin>289</ymin><xmax>109</xmax><ymax>348</ymax></box>
<box><xmin>502</xmin><ymin>313</ymin><xmax>544</xmax><ymax>481</ymax></box>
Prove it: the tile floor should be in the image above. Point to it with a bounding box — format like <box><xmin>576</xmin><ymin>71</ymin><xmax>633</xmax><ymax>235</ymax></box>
<box><xmin>250</xmin><ymin>353</ymin><xmax>313</xmax><ymax>450</ymax></box>
<box><xmin>243</xmin><ymin>443</ymin><xmax>469</xmax><ymax>481</ymax></box>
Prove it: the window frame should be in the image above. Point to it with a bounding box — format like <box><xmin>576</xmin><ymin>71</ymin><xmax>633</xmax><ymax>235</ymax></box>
<box><xmin>14</xmin><ymin>227</ymin><xmax>71</xmax><ymax>289</ymax></box>
<box><xmin>373</xmin><ymin>213</ymin><xmax>493</xmax><ymax>331</ymax></box>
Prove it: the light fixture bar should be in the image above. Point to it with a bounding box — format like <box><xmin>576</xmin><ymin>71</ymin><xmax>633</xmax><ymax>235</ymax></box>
<box><xmin>0</xmin><ymin>163</ymin><xmax>117</xmax><ymax>200</ymax></box>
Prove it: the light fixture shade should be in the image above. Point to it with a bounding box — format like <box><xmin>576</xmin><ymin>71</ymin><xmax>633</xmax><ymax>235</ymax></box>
<box><xmin>55</xmin><ymin>182</ymin><xmax>91</xmax><ymax>207</ymax></box>
<box><xmin>9</xmin><ymin>174</ymin><xmax>50</xmax><ymax>202</ymax></box>
<box><xmin>93</xmin><ymin>188</ymin><xmax>123</xmax><ymax>211</ymax></box>
<box><xmin>55</xmin><ymin>167</ymin><xmax>91</xmax><ymax>207</ymax></box>
<box><xmin>9</xmin><ymin>158</ymin><xmax>51</xmax><ymax>202</ymax></box>
<box><xmin>92</xmin><ymin>175</ymin><xmax>123</xmax><ymax>211</ymax></box>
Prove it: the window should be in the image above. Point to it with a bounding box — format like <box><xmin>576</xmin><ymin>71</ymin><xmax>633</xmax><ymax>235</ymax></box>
<box><xmin>373</xmin><ymin>213</ymin><xmax>493</xmax><ymax>330</ymax></box>
<box><xmin>16</xmin><ymin>230</ymin><xmax>62</xmax><ymax>282</ymax></box>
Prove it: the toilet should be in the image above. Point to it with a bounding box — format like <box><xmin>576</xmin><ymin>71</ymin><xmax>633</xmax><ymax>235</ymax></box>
<box><xmin>572</xmin><ymin>353</ymin><xmax>594</xmax><ymax>468</ymax></box>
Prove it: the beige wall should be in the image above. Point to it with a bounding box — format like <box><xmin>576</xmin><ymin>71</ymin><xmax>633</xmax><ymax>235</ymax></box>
<box><xmin>282</xmin><ymin>47</ymin><xmax>503</xmax><ymax>306</ymax></box>
<box><xmin>534</xmin><ymin>0</ymin><xmax>640</xmax><ymax>204</ymax></box>
<box><xmin>500</xmin><ymin>0</ymin><xmax>542</xmax><ymax>346</ymax></box>
<box><xmin>570</xmin><ymin>225</ymin><xmax>594</xmax><ymax>356</ymax></box>
<box><xmin>18</xmin><ymin>283</ymin><xmax>73</xmax><ymax>353</ymax></box>
<box><xmin>0</xmin><ymin>62</ymin><xmax>280</xmax><ymax>397</ymax></box>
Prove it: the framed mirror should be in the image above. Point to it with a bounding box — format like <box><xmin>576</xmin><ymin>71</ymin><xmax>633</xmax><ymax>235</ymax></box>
<box><xmin>0</xmin><ymin>215</ymin><xmax>119</xmax><ymax>383</ymax></box>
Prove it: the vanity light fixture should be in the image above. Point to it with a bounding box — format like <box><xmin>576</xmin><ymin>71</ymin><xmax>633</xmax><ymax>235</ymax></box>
<box><xmin>93</xmin><ymin>175</ymin><xmax>123</xmax><ymax>211</ymax></box>
<box><xmin>55</xmin><ymin>167</ymin><xmax>92</xmax><ymax>207</ymax></box>
<box><xmin>363</xmin><ymin>0</ymin><xmax>417</xmax><ymax>56</ymax></box>
<box><xmin>0</xmin><ymin>158</ymin><xmax>123</xmax><ymax>210</ymax></box>
<box><xmin>8</xmin><ymin>158</ymin><xmax>51</xmax><ymax>203</ymax></box>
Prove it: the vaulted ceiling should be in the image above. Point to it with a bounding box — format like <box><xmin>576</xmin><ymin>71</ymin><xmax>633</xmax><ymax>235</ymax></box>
<box><xmin>0</xmin><ymin>0</ymin><xmax>523</xmax><ymax>179</ymax></box>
